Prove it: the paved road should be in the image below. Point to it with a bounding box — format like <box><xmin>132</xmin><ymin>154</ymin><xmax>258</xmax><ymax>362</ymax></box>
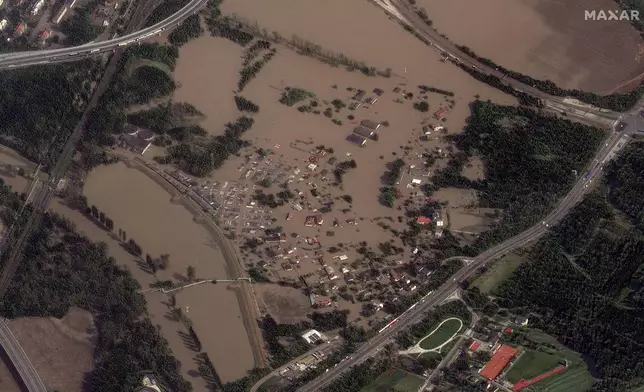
<box><xmin>0</xmin><ymin>0</ymin><xmax>207</xmax><ymax>70</ymax></box>
<box><xmin>297</xmin><ymin>99</ymin><xmax>644</xmax><ymax>392</ymax></box>
<box><xmin>383</xmin><ymin>0</ymin><xmax>623</xmax><ymax>121</ymax></box>
<box><xmin>0</xmin><ymin>319</ymin><xmax>46</xmax><ymax>392</ymax></box>
<box><xmin>249</xmin><ymin>337</ymin><xmax>343</xmax><ymax>392</ymax></box>
<box><xmin>0</xmin><ymin>2</ymin><xmax>159</xmax><ymax>390</ymax></box>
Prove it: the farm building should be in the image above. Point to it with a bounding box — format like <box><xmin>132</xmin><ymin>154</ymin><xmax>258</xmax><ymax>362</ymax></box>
<box><xmin>346</xmin><ymin>134</ymin><xmax>367</xmax><ymax>147</ymax></box>
<box><xmin>354</xmin><ymin>90</ymin><xmax>366</xmax><ymax>101</ymax></box>
<box><xmin>361</xmin><ymin>119</ymin><xmax>381</xmax><ymax>130</ymax></box>
<box><xmin>479</xmin><ymin>344</ymin><xmax>520</xmax><ymax>380</ymax></box>
<box><xmin>353</xmin><ymin>126</ymin><xmax>375</xmax><ymax>138</ymax></box>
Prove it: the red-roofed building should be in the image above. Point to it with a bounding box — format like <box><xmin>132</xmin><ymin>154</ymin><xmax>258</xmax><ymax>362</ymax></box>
<box><xmin>469</xmin><ymin>341</ymin><xmax>481</xmax><ymax>352</ymax></box>
<box><xmin>14</xmin><ymin>22</ymin><xmax>26</xmax><ymax>36</ymax></box>
<box><xmin>505</xmin><ymin>327</ymin><xmax>514</xmax><ymax>335</ymax></box>
<box><xmin>416</xmin><ymin>216</ymin><xmax>431</xmax><ymax>225</ymax></box>
<box><xmin>480</xmin><ymin>345</ymin><xmax>520</xmax><ymax>380</ymax></box>
<box><xmin>433</xmin><ymin>108</ymin><xmax>448</xmax><ymax>120</ymax></box>
<box><xmin>38</xmin><ymin>29</ymin><xmax>51</xmax><ymax>42</ymax></box>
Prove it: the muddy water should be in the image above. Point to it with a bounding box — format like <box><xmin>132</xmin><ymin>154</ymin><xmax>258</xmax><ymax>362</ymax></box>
<box><xmin>83</xmin><ymin>162</ymin><xmax>254</xmax><ymax>382</ymax></box>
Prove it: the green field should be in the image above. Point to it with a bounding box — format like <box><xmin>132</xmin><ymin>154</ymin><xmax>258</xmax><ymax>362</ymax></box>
<box><xmin>472</xmin><ymin>253</ymin><xmax>524</xmax><ymax>294</ymax></box>
<box><xmin>505</xmin><ymin>350</ymin><xmax>564</xmax><ymax>384</ymax></box>
<box><xmin>530</xmin><ymin>365</ymin><xmax>594</xmax><ymax>392</ymax></box>
<box><xmin>360</xmin><ymin>368</ymin><xmax>425</xmax><ymax>392</ymax></box>
<box><xmin>418</xmin><ymin>318</ymin><xmax>462</xmax><ymax>350</ymax></box>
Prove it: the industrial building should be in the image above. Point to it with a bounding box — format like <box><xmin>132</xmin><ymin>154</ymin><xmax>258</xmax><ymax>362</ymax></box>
<box><xmin>479</xmin><ymin>344</ymin><xmax>520</xmax><ymax>380</ymax></box>
<box><xmin>346</xmin><ymin>134</ymin><xmax>367</xmax><ymax>147</ymax></box>
<box><xmin>353</xmin><ymin>126</ymin><xmax>375</xmax><ymax>139</ymax></box>
<box><xmin>361</xmin><ymin>119</ymin><xmax>381</xmax><ymax>130</ymax></box>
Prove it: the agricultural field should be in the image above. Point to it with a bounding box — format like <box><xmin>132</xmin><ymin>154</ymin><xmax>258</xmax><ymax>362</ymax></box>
<box><xmin>505</xmin><ymin>350</ymin><xmax>564</xmax><ymax>384</ymax></box>
<box><xmin>418</xmin><ymin>317</ymin><xmax>462</xmax><ymax>350</ymax></box>
<box><xmin>472</xmin><ymin>253</ymin><xmax>525</xmax><ymax>294</ymax></box>
<box><xmin>360</xmin><ymin>368</ymin><xmax>425</xmax><ymax>392</ymax></box>
<box><xmin>416</xmin><ymin>0</ymin><xmax>644</xmax><ymax>94</ymax></box>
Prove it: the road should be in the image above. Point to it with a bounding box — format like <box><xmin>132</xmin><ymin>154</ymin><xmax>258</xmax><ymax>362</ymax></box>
<box><xmin>0</xmin><ymin>1</ymin><xmax>159</xmax><ymax>390</ymax></box>
<box><xmin>376</xmin><ymin>0</ymin><xmax>622</xmax><ymax>122</ymax></box>
<box><xmin>0</xmin><ymin>0</ymin><xmax>208</xmax><ymax>70</ymax></box>
<box><xmin>249</xmin><ymin>337</ymin><xmax>343</xmax><ymax>392</ymax></box>
<box><xmin>297</xmin><ymin>98</ymin><xmax>644</xmax><ymax>392</ymax></box>
<box><xmin>0</xmin><ymin>319</ymin><xmax>46</xmax><ymax>392</ymax></box>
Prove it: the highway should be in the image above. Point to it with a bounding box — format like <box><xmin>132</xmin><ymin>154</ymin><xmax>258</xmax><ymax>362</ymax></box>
<box><xmin>0</xmin><ymin>1</ymin><xmax>161</xmax><ymax>390</ymax></box>
<box><xmin>0</xmin><ymin>0</ymin><xmax>208</xmax><ymax>70</ymax></box>
<box><xmin>0</xmin><ymin>319</ymin><xmax>46</xmax><ymax>392</ymax></box>
<box><xmin>296</xmin><ymin>100</ymin><xmax>644</xmax><ymax>392</ymax></box>
<box><xmin>249</xmin><ymin>337</ymin><xmax>343</xmax><ymax>392</ymax></box>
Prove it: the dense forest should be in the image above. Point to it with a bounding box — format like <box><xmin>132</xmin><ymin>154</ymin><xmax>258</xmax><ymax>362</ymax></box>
<box><xmin>497</xmin><ymin>142</ymin><xmax>644</xmax><ymax>392</ymax></box>
<box><xmin>427</xmin><ymin>101</ymin><xmax>604</xmax><ymax>255</ymax></box>
<box><xmin>83</xmin><ymin>43</ymin><xmax>180</xmax><ymax>146</ymax></box>
<box><xmin>0</xmin><ymin>61</ymin><xmax>98</xmax><ymax>167</ymax></box>
<box><xmin>0</xmin><ymin>182</ymin><xmax>191</xmax><ymax>391</ymax></box>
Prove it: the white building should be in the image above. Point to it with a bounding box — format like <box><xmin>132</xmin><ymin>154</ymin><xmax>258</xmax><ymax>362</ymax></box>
<box><xmin>301</xmin><ymin>329</ymin><xmax>328</xmax><ymax>344</ymax></box>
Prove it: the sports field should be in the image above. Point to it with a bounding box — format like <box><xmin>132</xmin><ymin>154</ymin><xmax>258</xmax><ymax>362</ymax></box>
<box><xmin>360</xmin><ymin>368</ymin><xmax>425</xmax><ymax>392</ymax></box>
<box><xmin>418</xmin><ymin>318</ymin><xmax>462</xmax><ymax>350</ymax></box>
<box><xmin>505</xmin><ymin>350</ymin><xmax>563</xmax><ymax>384</ymax></box>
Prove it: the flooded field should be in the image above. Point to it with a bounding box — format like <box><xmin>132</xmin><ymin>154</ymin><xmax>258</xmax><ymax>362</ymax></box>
<box><xmin>172</xmin><ymin>36</ymin><xmax>244</xmax><ymax>136</ymax></box>
<box><xmin>416</xmin><ymin>0</ymin><xmax>644</xmax><ymax>94</ymax></box>
<box><xmin>82</xmin><ymin>162</ymin><xmax>255</xmax><ymax>383</ymax></box>
<box><xmin>221</xmin><ymin>0</ymin><xmax>519</xmax><ymax>102</ymax></box>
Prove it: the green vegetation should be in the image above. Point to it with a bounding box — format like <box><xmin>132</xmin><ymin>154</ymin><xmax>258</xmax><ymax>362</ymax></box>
<box><xmin>279</xmin><ymin>87</ymin><xmax>316</xmax><ymax>106</ymax></box>
<box><xmin>472</xmin><ymin>253</ymin><xmax>524</xmax><ymax>294</ymax></box>
<box><xmin>0</xmin><ymin>183</ymin><xmax>191</xmax><ymax>391</ymax></box>
<box><xmin>418</xmin><ymin>85</ymin><xmax>454</xmax><ymax>97</ymax></box>
<box><xmin>395</xmin><ymin>302</ymin><xmax>470</xmax><ymax>349</ymax></box>
<box><xmin>504</xmin><ymin>350</ymin><xmax>564</xmax><ymax>384</ymax></box>
<box><xmin>321</xmin><ymin>357</ymin><xmax>392</xmax><ymax>392</ymax></box>
<box><xmin>60</xmin><ymin>5</ymin><xmax>103</xmax><ymax>46</ymax></box>
<box><xmin>146</xmin><ymin>0</ymin><xmax>191</xmax><ymax>27</ymax></box>
<box><xmin>496</xmin><ymin>142</ymin><xmax>644</xmax><ymax>392</ymax></box>
<box><xmin>206</xmin><ymin>15</ymin><xmax>254</xmax><ymax>46</ymax></box>
<box><xmin>457</xmin><ymin>45</ymin><xmax>642</xmax><ymax>111</ymax></box>
<box><xmin>428</xmin><ymin>101</ymin><xmax>604</xmax><ymax>256</ymax></box>
<box><xmin>234</xmin><ymin>96</ymin><xmax>260</xmax><ymax>113</ymax></box>
<box><xmin>380</xmin><ymin>187</ymin><xmax>399</xmax><ymax>208</ymax></box>
<box><xmin>413</xmin><ymin>101</ymin><xmax>429</xmax><ymax>112</ymax></box>
<box><xmin>0</xmin><ymin>64</ymin><xmax>92</xmax><ymax>166</ymax></box>
<box><xmin>238</xmin><ymin>48</ymin><xmax>276</xmax><ymax>91</ymax></box>
<box><xmin>169</xmin><ymin>14</ymin><xmax>203</xmax><ymax>47</ymax></box>
<box><xmin>158</xmin><ymin>116</ymin><xmax>255</xmax><ymax>176</ymax></box>
<box><xmin>359</xmin><ymin>368</ymin><xmax>425</xmax><ymax>392</ymax></box>
<box><xmin>85</xmin><ymin>44</ymin><xmax>179</xmax><ymax>146</ymax></box>
<box><xmin>418</xmin><ymin>318</ymin><xmax>462</xmax><ymax>350</ymax></box>
<box><xmin>218</xmin><ymin>13</ymin><xmax>391</xmax><ymax>77</ymax></box>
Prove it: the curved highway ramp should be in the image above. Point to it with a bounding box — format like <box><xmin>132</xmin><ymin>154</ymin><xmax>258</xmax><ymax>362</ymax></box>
<box><xmin>0</xmin><ymin>319</ymin><xmax>46</xmax><ymax>392</ymax></box>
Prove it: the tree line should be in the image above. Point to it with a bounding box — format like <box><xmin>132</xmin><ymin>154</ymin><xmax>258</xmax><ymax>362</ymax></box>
<box><xmin>0</xmin><ymin>191</ymin><xmax>192</xmax><ymax>391</ymax></box>
<box><xmin>496</xmin><ymin>154</ymin><xmax>644</xmax><ymax>392</ymax></box>
<box><xmin>457</xmin><ymin>45</ymin><xmax>643</xmax><ymax>111</ymax></box>
<box><xmin>426</xmin><ymin>101</ymin><xmax>604</xmax><ymax>256</ymax></box>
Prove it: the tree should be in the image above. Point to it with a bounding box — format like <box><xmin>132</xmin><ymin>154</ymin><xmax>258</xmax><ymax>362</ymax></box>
<box><xmin>413</xmin><ymin>101</ymin><xmax>429</xmax><ymax>112</ymax></box>
<box><xmin>91</xmin><ymin>205</ymin><xmax>99</xmax><ymax>219</ymax></box>
<box><xmin>158</xmin><ymin>253</ymin><xmax>170</xmax><ymax>270</ymax></box>
<box><xmin>187</xmin><ymin>265</ymin><xmax>196</xmax><ymax>282</ymax></box>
